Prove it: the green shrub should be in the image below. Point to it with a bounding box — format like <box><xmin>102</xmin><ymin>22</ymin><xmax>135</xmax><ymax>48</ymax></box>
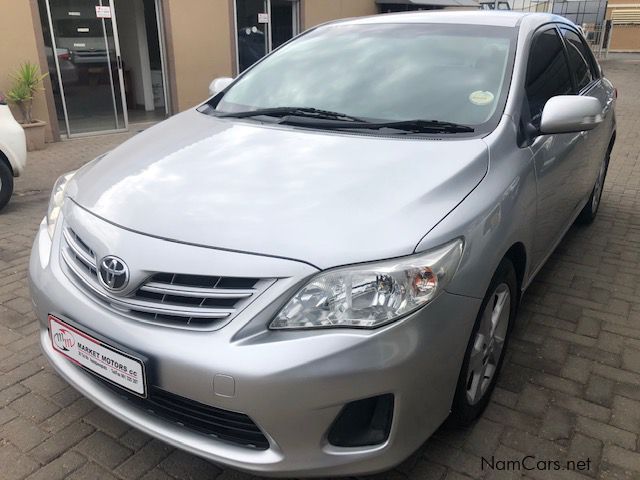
<box><xmin>6</xmin><ymin>62</ymin><xmax>48</xmax><ymax>124</ymax></box>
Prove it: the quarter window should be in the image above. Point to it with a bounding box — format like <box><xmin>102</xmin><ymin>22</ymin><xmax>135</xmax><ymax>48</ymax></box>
<box><xmin>525</xmin><ymin>28</ymin><xmax>573</xmax><ymax>125</ymax></box>
<box><xmin>562</xmin><ymin>29</ymin><xmax>596</xmax><ymax>91</ymax></box>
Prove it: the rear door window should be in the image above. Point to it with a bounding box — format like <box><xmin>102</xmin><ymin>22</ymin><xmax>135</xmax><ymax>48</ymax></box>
<box><xmin>562</xmin><ymin>29</ymin><xmax>596</xmax><ymax>91</ymax></box>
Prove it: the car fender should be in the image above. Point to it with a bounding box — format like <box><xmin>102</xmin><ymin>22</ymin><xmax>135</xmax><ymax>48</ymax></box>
<box><xmin>414</xmin><ymin>115</ymin><xmax>537</xmax><ymax>301</ymax></box>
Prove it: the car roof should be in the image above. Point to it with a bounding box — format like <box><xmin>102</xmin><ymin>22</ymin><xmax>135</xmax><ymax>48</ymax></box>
<box><xmin>329</xmin><ymin>10</ymin><xmax>574</xmax><ymax>30</ymax></box>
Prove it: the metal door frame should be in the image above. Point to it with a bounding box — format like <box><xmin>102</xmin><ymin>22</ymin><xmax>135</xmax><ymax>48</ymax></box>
<box><xmin>154</xmin><ymin>0</ymin><xmax>171</xmax><ymax>115</ymax></box>
<box><xmin>233</xmin><ymin>0</ymin><xmax>301</xmax><ymax>75</ymax></box>
<box><xmin>42</xmin><ymin>0</ymin><xmax>128</xmax><ymax>138</ymax></box>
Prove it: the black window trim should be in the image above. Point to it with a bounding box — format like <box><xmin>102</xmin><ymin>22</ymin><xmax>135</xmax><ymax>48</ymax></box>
<box><xmin>557</xmin><ymin>24</ymin><xmax>601</xmax><ymax>95</ymax></box>
<box><xmin>519</xmin><ymin>23</ymin><xmax>574</xmax><ymax>147</ymax></box>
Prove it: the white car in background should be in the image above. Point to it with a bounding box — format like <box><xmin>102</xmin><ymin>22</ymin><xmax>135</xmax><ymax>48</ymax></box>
<box><xmin>0</xmin><ymin>94</ymin><xmax>27</xmax><ymax>211</ymax></box>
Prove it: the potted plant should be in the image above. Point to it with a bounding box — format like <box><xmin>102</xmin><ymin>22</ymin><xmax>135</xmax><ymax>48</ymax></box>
<box><xmin>6</xmin><ymin>62</ymin><xmax>48</xmax><ymax>151</ymax></box>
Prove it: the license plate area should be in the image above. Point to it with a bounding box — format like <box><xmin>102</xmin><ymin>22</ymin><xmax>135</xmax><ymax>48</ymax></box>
<box><xmin>49</xmin><ymin>315</ymin><xmax>147</xmax><ymax>397</ymax></box>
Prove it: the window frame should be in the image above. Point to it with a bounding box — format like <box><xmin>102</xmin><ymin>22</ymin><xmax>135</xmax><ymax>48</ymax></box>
<box><xmin>558</xmin><ymin>26</ymin><xmax>601</xmax><ymax>94</ymax></box>
<box><xmin>523</xmin><ymin>26</ymin><xmax>574</xmax><ymax>119</ymax></box>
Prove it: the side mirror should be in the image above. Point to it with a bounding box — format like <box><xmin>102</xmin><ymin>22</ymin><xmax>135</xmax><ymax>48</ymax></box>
<box><xmin>540</xmin><ymin>95</ymin><xmax>603</xmax><ymax>134</ymax></box>
<box><xmin>208</xmin><ymin>77</ymin><xmax>233</xmax><ymax>97</ymax></box>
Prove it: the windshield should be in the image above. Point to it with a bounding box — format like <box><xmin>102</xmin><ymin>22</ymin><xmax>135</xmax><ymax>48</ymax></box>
<box><xmin>213</xmin><ymin>23</ymin><xmax>517</xmax><ymax>134</ymax></box>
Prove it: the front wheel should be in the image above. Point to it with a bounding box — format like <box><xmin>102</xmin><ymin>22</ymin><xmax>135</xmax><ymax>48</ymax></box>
<box><xmin>451</xmin><ymin>258</ymin><xmax>517</xmax><ymax>425</ymax></box>
<box><xmin>0</xmin><ymin>160</ymin><xmax>14</xmax><ymax>212</ymax></box>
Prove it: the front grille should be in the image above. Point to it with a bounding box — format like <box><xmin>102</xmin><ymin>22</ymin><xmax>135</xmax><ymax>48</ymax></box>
<box><xmin>60</xmin><ymin>226</ymin><xmax>274</xmax><ymax>330</ymax></box>
<box><xmin>103</xmin><ymin>381</ymin><xmax>269</xmax><ymax>450</ymax></box>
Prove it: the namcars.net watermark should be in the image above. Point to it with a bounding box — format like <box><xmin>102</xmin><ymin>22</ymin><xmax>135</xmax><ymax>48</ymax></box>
<box><xmin>481</xmin><ymin>455</ymin><xmax>592</xmax><ymax>472</ymax></box>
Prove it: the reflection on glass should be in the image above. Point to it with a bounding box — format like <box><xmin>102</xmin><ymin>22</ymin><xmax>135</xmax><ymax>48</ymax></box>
<box><xmin>236</xmin><ymin>0</ymin><xmax>268</xmax><ymax>72</ymax></box>
<box><xmin>39</xmin><ymin>0</ymin><xmax>126</xmax><ymax>135</ymax></box>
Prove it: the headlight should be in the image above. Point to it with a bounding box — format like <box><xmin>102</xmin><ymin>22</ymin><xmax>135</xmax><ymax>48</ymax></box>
<box><xmin>46</xmin><ymin>170</ymin><xmax>76</xmax><ymax>238</ymax></box>
<box><xmin>270</xmin><ymin>238</ymin><xmax>464</xmax><ymax>330</ymax></box>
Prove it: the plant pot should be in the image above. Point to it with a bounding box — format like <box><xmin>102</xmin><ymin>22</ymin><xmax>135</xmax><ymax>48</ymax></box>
<box><xmin>22</xmin><ymin>120</ymin><xmax>47</xmax><ymax>151</ymax></box>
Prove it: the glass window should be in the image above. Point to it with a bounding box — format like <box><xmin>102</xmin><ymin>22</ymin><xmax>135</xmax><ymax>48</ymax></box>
<box><xmin>562</xmin><ymin>29</ymin><xmax>596</xmax><ymax>91</ymax></box>
<box><xmin>525</xmin><ymin>28</ymin><xmax>573</xmax><ymax>125</ymax></box>
<box><xmin>216</xmin><ymin>24</ymin><xmax>516</xmax><ymax>131</ymax></box>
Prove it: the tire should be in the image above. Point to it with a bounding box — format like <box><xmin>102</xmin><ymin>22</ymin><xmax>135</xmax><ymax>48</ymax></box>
<box><xmin>0</xmin><ymin>160</ymin><xmax>14</xmax><ymax>212</ymax></box>
<box><xmin>576</xmin><ymin>148</ymin><xmax>610</xmax><ymax>225</ymax></box>
<box><xmin>451</xmin><ymin>258</ymin><xmax>518</xmax><ymax>426</ymax></box>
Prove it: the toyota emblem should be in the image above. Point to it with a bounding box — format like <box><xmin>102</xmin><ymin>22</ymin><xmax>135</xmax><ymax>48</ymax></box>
<box><xmin>98</xmin><ymin>256</ymin><xmax>129</xmax><ymax>292</ymax></box>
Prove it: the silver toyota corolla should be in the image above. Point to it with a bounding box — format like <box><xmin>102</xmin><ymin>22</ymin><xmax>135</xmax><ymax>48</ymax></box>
<box><xmin>29</xmin><ymin>11</ymin><xmax>616</xmax><ymax>477</ymax></box>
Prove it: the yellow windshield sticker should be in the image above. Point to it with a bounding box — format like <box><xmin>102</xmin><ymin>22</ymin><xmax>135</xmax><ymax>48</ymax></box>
<box><xmin>469</xmin><ymin>91</ymin><xmax>495</xmax><ymax>106</ymax></box>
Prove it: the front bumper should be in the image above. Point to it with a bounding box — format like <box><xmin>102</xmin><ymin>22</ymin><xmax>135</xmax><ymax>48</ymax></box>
<box><xmin>29</xmin><ymin>209</ymin><xmax>481</xmax><ymax>477</ymax></box>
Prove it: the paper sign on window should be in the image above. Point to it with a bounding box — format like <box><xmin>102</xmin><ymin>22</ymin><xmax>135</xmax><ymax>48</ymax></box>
<box><xmin>95</xmin><ymin>6</ymin><xmax>112</xmax><ymax>18</ymax></box>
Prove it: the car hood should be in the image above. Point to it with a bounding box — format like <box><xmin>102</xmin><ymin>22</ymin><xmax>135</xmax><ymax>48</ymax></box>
<box><xmin>70</xmin><ymin>109</ymin><xmax>488</xmax><ymax>269</ymax></box>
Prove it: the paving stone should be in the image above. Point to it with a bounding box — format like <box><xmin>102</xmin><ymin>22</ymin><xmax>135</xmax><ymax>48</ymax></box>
<box><xmin>515</xmin><ymin>384</ymin><xmax>550</xmax><ymax>417</ymax></box>
<box><xmin>50</xmin><ymin>385</ymin><xmax>82</xmax><ymax>408</ymax></box>
<box><xmin>483</xmin><ymin>403</ymin><xmax>540</xmax><ymax>434</ymax></box>
<box><xmin>597</xmin><ymin>332</ymin><xmax>625</xmax><ymax>354</ymax></box>
<box><xmin>576</xmin><ymin>316</ymin><xmax>601</xmax><ymax>338</ymax></box>
<box><xmin>568</xmin><ymin>434</ymin><xmax>602</xmax><ymax>477</ymax></box>
<box><xmin>610</xmin><ymin>395</ymin><xmax>640</xmax><ymax>433</ymax></box>
<box><xmin>74</xmin><ymin>430</ymin><xmax>133</xmax><ymax>470</ymax></box>
<box><xmin>561</xmin><ymin>356</ymin><xmax>593</xmax><ymax>384</ymax></box>
<box><xmin>159</xmin><ymin>450</ymin><xmax>222</xmax><ymax>480</ymax></box>
<box><xmin>532</xmin><ymin>372</ymin><xmax>582</xmax><ymax>396</ymax></box>
<box><xmin>406</xmin><ymin>459</ymin><xmax>448</xmax><ymax>480</ymax></box>
<box><xmin>0</xmin><ymin>442</ymin><xmax>40</xmax><ymax>480</ymax></box>
<box><xmin>24</xmin><ymin>451</ymin><xmax>87</xmax><ymax>480</ymax></box>
<box><xmin>41</xmin><ymin>396</ymin><xmax>95</xmax><ymax>433</ymax></box>
<box><xmin>501</xmin><ymin>427</ymin><xmax>566</xmax><ymax>460</ymax></box>
<box><xmin>592</xmin><ymin>364</ymin><xmax>640</xmax><ymax>385</ymax></box>
<box><xmin>140</xmin><ymin>469</ymin><xmax>175</xmax><ymax>480</ymax></box>
<box><xmin>584</xmin><ymin>375</ymin><xmax>615</xmax><ymax>407</ymax></box>
<box><xmin>598</xmin><ymin>463</ymin><xmax>639</xmax><ymax>480</ymax></box>
<box><xmin>423</xmin><ymin>441</ymin><xmax>485</xmax><ymax>478</ymax></box>
<box><xmin>83</xmin><ymin>407</ymin><xmax>131</xmax><ymax>438</ymax></box>
<box><xmin>0</xmin><ymin>405</ymin><xmax>18</xmax><ymax>425</ymax></box>
<box><xmin>480</xmin><ymin>444</ymin><xmax>526</xmax><ymax>480</ymax></box>
<box><xmin>66</xmin><ymin>461</ymin><xmax>121</xmax><ymax>480</ymax></box>
<box><xmin>540</xmin><ymin>407</ymin><xmax>574</xmax><ymax>442</ymax></box>
<box><xmin>119</xmin><ymin>428</ymin><xmax>153</xmax><ymax>451</ymax></box>
<box><xmin>30</xmin><ymin>421</ymin><xmax>95</xmax><ymax>464</ymax></box>
<box><xmin>464</xmin><ymin>418</ymin><xmax>504</xmax><ymax>458</ymax></box>
<box><xmin>621</xmin><ymin>346</ymin><xmax>640</xmax><ymax>373</ymax></box>
<box><xmin>550</xmin><ymin>392</ymin><xmax>611</xmax><ymax>423</ymax></box>
<box><xmin>0</xmin><ymin>382</ymin><xmax>29</xmax><ymax>406</ymax></box>
<box><xmin>1</xmin><ymin>416</ymin><xmax>49</xmax><ymax>451</ymax></box>
<box><xmin>8</xmin><ymin>391</ymin><xmax>60</xmax><ymax>424</ymax></box>
<box><xmin>114</xmin><ymin>439</ymin><xmax>173</xmax><ymax>480</ymax></box>
<box><xmin>20</xmin><ymin>370</ymin><xmax>68</xmax><ymax>397</ymax></box>
<box><xmin>602</xmin><ymin>446</ymin><xmax>640</xmax><ymax>474</ymax></box>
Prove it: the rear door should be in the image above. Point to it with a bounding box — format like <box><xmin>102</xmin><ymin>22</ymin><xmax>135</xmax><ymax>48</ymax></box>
<box><xmin>526</xmin><ymin>27</ymin><xmax>586</xmax><ymax>266</ymax></box>
<box><xmin>560</xmin><ymin>27</ymin><xmax>611</xmax><ymax>196</ymax></box>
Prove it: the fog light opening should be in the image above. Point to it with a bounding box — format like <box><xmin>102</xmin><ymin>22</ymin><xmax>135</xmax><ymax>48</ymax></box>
<box><xmin>327</xmin><ymin>394</ymin><xmax>394</xmax><ymax>447</ymax></box>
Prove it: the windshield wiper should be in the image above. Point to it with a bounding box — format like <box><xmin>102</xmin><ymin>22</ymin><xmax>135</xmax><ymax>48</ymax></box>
<box><xmin>278</xmin><ymin>117</ymin><xmax>475</xmax><ymax>134</ymax></box>
<box><xmin>216</xmin><ymin>107</ymin><xmax>367</xmax><ymax>123</ymax></box>
<box><xmin>216</xmin><ymin>108</ymin><xmax>474</xmax><ymax>133</ymax></box>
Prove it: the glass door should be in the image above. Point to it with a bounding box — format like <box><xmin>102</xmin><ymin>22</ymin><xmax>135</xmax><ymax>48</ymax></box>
<box><xmin>235</xmin><ymin>0</ymin><xmax>269</xmax><ymax>73</ymax></box>
<box><xmin>235</xmin><ymin>0</ymin><xmax>300</xmax><ymax>73</ymax></box>
<box><xmin>40</xmin><ymin>0</ymin><xmax>127</xmax><ymax>136</ymax></box>
<box><xmin>271</xmin><ymin>0</ymin><xmax>300</xmax><ymax>50</ymax></box>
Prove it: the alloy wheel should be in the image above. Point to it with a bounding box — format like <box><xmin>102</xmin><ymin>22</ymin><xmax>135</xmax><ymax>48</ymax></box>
<box><xmin>465</xmin><ymin>283</ymin><xmax>511</xmax><ymax>405</ymax></box>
